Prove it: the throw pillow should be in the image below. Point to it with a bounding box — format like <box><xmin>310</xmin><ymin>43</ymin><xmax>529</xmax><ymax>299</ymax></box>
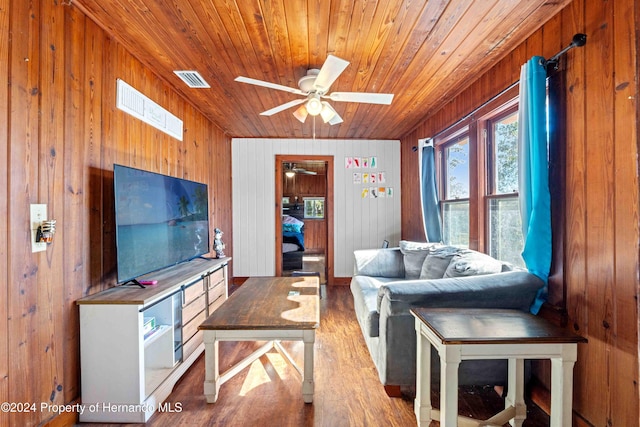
<box><xmin>443</xmin><ymin>250</ymin><xmax>504</xmax><ymax>278</ymax></box>
<box><xmin>419</xmin><ymin>245</ymin><xmax>464</xmax><ymax>279</ymax></box>
<box><xmin>282</xmin><ymin>214</ymin><xmax>304</xmax><ymax>226</ymax></box>
<box><xmin>399</xmin><ymin>240</ymin><xmax>440</xmax><ymax>279</ymax></box>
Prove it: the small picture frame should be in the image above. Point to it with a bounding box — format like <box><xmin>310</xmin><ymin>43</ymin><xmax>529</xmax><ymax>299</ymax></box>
<box><xmin>303</xmin><ymin>197</ymin><xmax>325</xmax><ymax>219</ymax></box>
<box><xmin>282</xmin><ymin>197</ymin><xmax>290</xmax><ymax>204</ymax></box>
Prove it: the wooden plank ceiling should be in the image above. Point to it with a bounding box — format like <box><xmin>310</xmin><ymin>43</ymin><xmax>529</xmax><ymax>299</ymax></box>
<box><xmin>73</xmin><ymin>0</ymin><xmax>571</xmax><ymax>140</ymax></box>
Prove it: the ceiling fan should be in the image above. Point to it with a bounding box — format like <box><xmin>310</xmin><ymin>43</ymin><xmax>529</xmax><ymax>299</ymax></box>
<box><xmin>235</xmin><ymin>55</ymin><xmax>394</xmax><ymax>125</ymax></box>
<box><xmin>283</xmin><ymin>163</ymin><xmax>317</xmax><ymax>176</ymax></box>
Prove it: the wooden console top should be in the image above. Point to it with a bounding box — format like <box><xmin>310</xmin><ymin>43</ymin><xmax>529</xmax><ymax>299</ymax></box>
<box><xmin>77</xmin><ymin>257</ymin><xmax>230</xmax><ymax>307</ymax></box>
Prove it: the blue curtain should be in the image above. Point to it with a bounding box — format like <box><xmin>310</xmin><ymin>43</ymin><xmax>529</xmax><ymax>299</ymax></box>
<box><xmin>518</xmin><ymin>56</ymin><xmax>552</xmax><ymax>314</ymax></box>
<box><xmin>421</xmin><ymin>143</ymin><xmax>442</xmax><ymax>242</ymax></box>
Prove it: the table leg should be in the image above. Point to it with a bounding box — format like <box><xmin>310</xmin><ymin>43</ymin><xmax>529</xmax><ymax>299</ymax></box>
<box><xmin>414</xmin><ymin>320</ymin><xmax>432</xmax><ymax>427</ymax></box>
<box><xmin>550</xmin><ymin>344</ymin><xmax>578</xmax><ymax>427</ymax></box>
<box><xmin>439</xmin><ymin>345</ymin><xmax>461</xmax><ymax>427</ymax></box>
<box><xmin>203</xmin><ymin>337</ymin><xmax>220</xmax><ymax>403</ymax></box>
<box><xmin>302</xmin><ymin>329</ymin><xmax>315</xmax><ymax>403</ymax></box>
<box><xmin>506</xmin><ymin>358</ymin><xmax>526</xmax><ymax>426</ymax></box>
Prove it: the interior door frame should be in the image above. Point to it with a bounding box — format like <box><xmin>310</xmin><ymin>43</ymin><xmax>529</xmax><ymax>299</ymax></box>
<box><xmin>275</xmin><ymin>154</ymin><xmax>334</xmax><ymax>286</ymax></box>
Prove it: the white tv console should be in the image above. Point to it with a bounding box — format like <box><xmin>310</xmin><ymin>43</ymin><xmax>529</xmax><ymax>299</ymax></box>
<box><xmin>77</xmin><ymin>257</ymin><xmax>230</xmax><ymax>423</ymax></box>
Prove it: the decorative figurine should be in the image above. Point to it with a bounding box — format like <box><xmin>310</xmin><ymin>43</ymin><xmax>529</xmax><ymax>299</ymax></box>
<box><xmin>213</xmin><ymin>228</ymin><xmax>226</xmax><ymax>258</ymax></box>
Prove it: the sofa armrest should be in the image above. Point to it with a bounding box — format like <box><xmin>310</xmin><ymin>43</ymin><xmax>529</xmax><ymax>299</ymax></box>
<box><xmin>353</xmin><ymin>247</ymin><xmax>405</xmax><ymax>278</ymax></box>
<box><xmin>377</xmin><ymin>271</ymin><xmax>544</xmax><ymax>315</ymax></box>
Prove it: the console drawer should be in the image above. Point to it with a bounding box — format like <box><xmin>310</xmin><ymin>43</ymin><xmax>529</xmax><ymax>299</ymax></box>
<box><xmin>183</xmin><ymin>309</ymin><xmax>206</xmax><ymax>344</ymax></box>
<box><xmin>208</xmin><ymin>295</ymin><xmax>226</xmax><ymax>314</ymax></box>
<box><xmin>209</xmin><ymin>268</ymin><xmax>225</xmax><ymax>286</ymax></box>
<box><xmin>208</xmin><ymin>279</ymin><xmax>225</xmax><ymax>301</ymax></box>
<box><xmin>182</xmin><ymin>293</ymin><xmax>206</xmax><ymax>324</ymax></box>
<box><xmin>183</xmin><ymin>279</ymin><xmax>204</xmax><ymax>306</ymax></box>
<box><xmin>207</xmin><ymin>281</ymin><xmax>225</xmax><ymax>312</ymax></box>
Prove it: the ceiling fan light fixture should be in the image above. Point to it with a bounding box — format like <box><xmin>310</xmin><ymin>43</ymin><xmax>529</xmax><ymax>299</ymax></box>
<box><xmin>306</xmin><ymin>95</ymin><xmax>322</xmax><ymax>116</ymax></box>
<box><xmin>320</xmin><ymin>102</ymin><xmax>337</xmax><ymax>123</ymax></box>
<box><xmin>285</xmin><ymin>170</ymin><xmax>296</xmax><ymax>178</ymax></box>
<box><xmin>293</xmin><ymin>105</ymin><xmax>308</xmax><ymax>123</ymax></box>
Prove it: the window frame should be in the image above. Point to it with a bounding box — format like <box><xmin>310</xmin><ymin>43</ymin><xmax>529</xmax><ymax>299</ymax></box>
<box><xmin>435</xmin><ymin>126</ymin><xmax>472</xmax><ymax>248</ymax></box>
<box><xmin>434</xmin><ymin>86</ymin><xmax>520</xmax><ymax>254</ymax></box>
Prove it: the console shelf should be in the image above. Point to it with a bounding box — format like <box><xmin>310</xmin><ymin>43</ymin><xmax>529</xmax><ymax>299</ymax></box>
<box><xmin>77</xmin><ymin>257</ymin><xmax>230</xmax><ymax>423</ymax></box>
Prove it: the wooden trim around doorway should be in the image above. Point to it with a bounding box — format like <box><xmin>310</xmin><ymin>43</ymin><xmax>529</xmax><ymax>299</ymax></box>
<box><xmin>275</xmin><ymin>155</ymin><xmax>334</xmax><ymax>286</ymax></box>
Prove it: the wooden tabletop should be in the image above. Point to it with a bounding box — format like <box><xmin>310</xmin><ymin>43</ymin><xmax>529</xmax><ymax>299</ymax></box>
<box><xmin>200</xmin><ymin>276</ymin><xmax>320</xmax><ymax>330</ymax></box>
<box><xmin>411</xmin><ymin>308</ymin><xmax>587</xmax><ymax>345</ymax></box>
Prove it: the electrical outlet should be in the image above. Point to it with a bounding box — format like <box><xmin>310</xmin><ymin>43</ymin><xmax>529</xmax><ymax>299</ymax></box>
<box><xmin>31</xmin><ymin>204</ymin><xmax>47</xmax><ymax>253</ymax></box>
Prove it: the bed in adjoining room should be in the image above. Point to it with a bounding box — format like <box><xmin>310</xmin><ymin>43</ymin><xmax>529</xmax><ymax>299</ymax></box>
<box><xmin>282</xmin><ymin>212</ymin><xmax>305</xmax><ymax>271</ymax></box>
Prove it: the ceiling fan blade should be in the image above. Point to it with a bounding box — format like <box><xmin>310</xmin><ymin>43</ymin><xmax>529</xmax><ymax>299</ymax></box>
<box><xmin>235</xmin><ymin>76</ymin><xmax>304</xmax><ymax>95</ymax></box>
<box><xmin>292</xmin><ymin>166</ymin><xmax>317</xmax><ymax>175</ymax></box>
<box><xmin>328</xmin><ymin>92</ymin><xmax>394</xmax><ymax>104</ymax></box>
<box><xmin>260</xmin><ymin>98</ymin><xmax>306</xmax><ymax>116</ymax></box>
<box><xmin>313</xmin><ymin>55</ymin><xmax>350</xmax><ymax>93</ymax></box>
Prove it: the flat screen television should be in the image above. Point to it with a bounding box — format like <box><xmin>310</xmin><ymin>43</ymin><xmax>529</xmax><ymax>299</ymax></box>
<box><xmin>113</xmin><ymin>164</ymin><xmax>210</xmax><ymax>284</ymax></box>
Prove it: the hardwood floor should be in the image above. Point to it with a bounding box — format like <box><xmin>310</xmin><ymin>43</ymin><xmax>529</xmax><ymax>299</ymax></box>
<box><xmin>79</xmin><ymin>285</ymin><xmax>549</xmax><ymax>427</ymax></box>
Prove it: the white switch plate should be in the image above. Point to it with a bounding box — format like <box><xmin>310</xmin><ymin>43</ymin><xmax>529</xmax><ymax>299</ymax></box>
<box><xmin>31</xmin><ymin>204</ymin><xmax>47</xmax><ymax>253</ymax></box>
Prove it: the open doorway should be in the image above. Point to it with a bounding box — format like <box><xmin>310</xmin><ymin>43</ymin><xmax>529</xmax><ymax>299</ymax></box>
<box><xmin>275</xmin><ymin>155</ymin><xmax>334</xmax><ymax>285</ymax></box>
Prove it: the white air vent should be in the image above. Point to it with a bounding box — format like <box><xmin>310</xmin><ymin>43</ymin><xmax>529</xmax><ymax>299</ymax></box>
<box><xmin>174</xmin><ymin>70</ymin><xmax>210</xmax><ymax>88</ymax></box>
<box><xmin>116</xmin><ymin>79</ymin><xmax>183</xmax><ymax>141</ymax></box>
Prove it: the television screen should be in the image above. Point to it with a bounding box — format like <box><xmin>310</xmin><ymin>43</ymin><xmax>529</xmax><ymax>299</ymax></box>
<box><xmin>113</xmin><ymin>164</ymin><xmax>210</xmax><ymax>284</ymax></box>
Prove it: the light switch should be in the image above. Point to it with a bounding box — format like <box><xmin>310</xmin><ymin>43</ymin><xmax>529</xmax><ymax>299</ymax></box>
<box><xmin>31</xmin><ymin>204</ymin><xmax>47</xmax><ymax>253</ymax></box>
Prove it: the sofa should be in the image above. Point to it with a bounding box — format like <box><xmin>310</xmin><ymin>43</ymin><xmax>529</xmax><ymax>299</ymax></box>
<box><xmin>350</xmin><ymin>241</ymin><xmax>544</xmax><ymax>393</ymax></box>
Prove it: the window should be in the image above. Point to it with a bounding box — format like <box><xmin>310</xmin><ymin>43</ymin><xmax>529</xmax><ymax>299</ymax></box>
<box><xmin>486</xmin><ymin>109</ymin><xmax>524</xmax><ymax>266</ymax></box>
<box><xmin>435</xmin><ymin>92</ymin><xmax>524</xmax><ymax>266</ymax></box>
<box><xmin>440</xmin><ymin>134</ymin><xmax>470</xmax><ymax>247</ymax></box>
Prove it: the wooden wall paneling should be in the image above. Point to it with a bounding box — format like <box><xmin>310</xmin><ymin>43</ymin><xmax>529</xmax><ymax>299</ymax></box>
<box><xmin>100</xmin><ymin>33</ymin><xmax>118</xmax><ymax>296</ymax></box>
<box><xmin>0</xmin><ymin>0</ymin><xmax>8</xmax><ymax>423</ymax></box>
<box><xmin>87</xmin><ymin>19</ymin><xmax>108</xmax><ymax>293</ymax></box>
<box><xmin>561</xmin><ymin>0</ymin><xmax>590</xmax><ymax>415</ymax></box>
<box><xmin>62</xmin><ymin>4</ymin><xmax>88</xmax><ymax>401</ymax></box>
<box><xmin>583</xmin><ymin>1</ymin><xmax>616</xmax><ymax>424</ymax></box>
<box><xmin>611</xmin><ymin>0</ymin><xmax>639</xmax><ymax>424</ymax></box>
<box><xmin>38</xmin><ymin>0</ymin><xmax>66</xmax><ymax>416</ymax></box>
<box><xmin>9</xmin><ymin>0</ymin><xmax>41</xmax><ymax>424</ymax></box>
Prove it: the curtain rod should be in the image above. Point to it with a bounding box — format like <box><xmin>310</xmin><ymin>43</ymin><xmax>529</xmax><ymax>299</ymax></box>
<box><xmin>540</xmin><ymin>33</ymin><xmax>587</xmax><ymax>70</ymax></box>
<box><xmin>420</xmin><ymin>33</ymin><xmax>587</xmax><ymax>144</ymax></box>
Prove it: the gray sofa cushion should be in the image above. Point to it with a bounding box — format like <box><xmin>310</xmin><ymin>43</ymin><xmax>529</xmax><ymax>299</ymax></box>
<box><xmin>350</xmin><ymin>275</ymin><xmax>397</xmax><ymax>337</ymax></box>
<box><xmin>443</xmin><ymin>249</ymin><xmax>504</xmax><ymax>277</ymax></box>
<box><xmin>399</xmin><ymin>240</ymin><xmax>440</xmax><ymax>279</ymax></box>
<box><xmin>419</xmin><ymin>245</ymin><xmax>464</xmax><ymax>279</ymax></box>
<box><xmin>353</xmin><ymin>248</ymin><xmax>405</xmax><ymax>278</ymax></box>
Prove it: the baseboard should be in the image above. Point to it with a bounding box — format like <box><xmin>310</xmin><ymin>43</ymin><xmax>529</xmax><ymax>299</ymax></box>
<box><xmin>333</xmin><ymin>277</ymin><xmax>351</xmax><ymax>286</ymax></box>
<box><xmin>42</xmin><ymin>402</ymin><xmax>79</xmax><ymax>427</ymax></box>
<box><xmin>383</xmin><ymin>385</ymin><xmax>402</xmax><ymax>398</ymax></box>
<box><xmin>529</xmin><ymin>377</ymin><xmax>551</xmax><ymax>415</ymax></box>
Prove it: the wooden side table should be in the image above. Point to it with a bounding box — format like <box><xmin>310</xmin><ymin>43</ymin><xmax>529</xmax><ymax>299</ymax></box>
<box><xmin>411</xmin><ymin>308</ymin><xmax>587</xmax><ymax>427</ymax></box>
